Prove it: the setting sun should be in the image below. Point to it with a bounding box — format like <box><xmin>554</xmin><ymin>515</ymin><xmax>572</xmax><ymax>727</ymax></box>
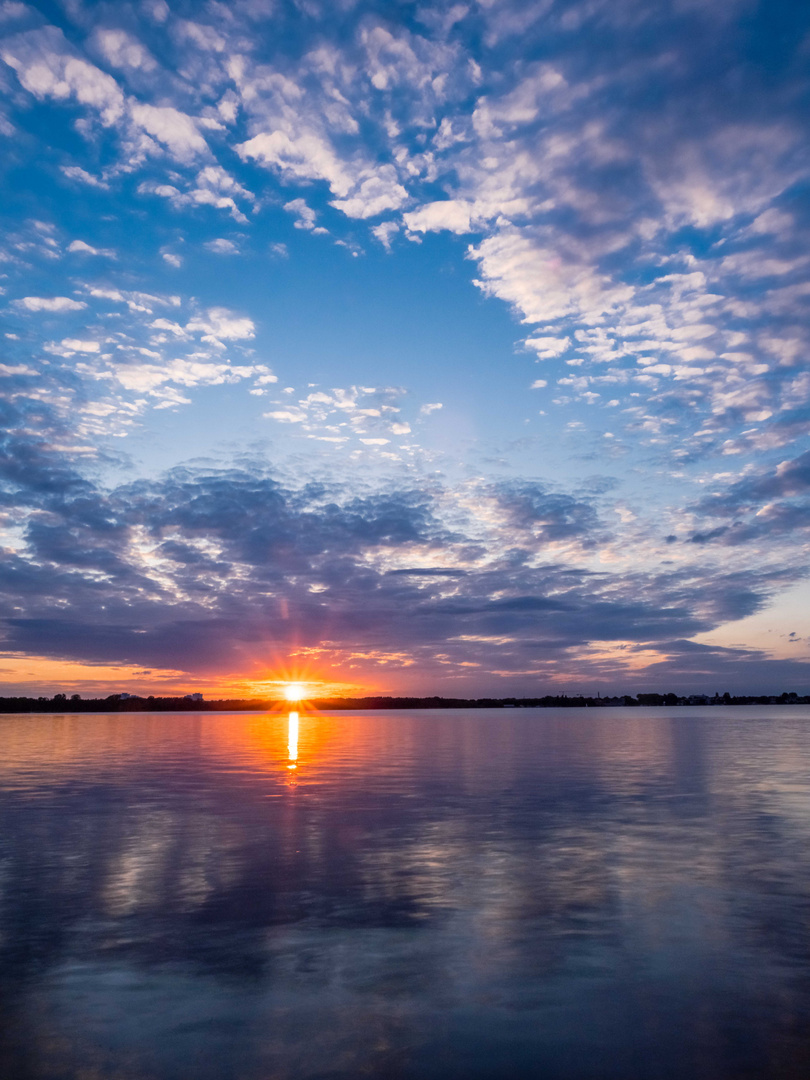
<box><xmin>284</xmin><ymin>683</ymin><xmax>305</xmax><ymax>702</ymax></box>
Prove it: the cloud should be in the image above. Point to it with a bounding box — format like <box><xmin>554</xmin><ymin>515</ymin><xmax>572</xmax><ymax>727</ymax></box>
<box><xmin>488</xmin><ymin>479</ymin><xmax>606</xmax><ymax>546</ymax></box>
<box><xmin>283</xmin><ymin>198</ymin><xmax>321</xmax><ymax>231</ymax></box>
<box><xmin>0</xmin><ymin>451</ymin><xmax>803</xmax><ymax>692</ymax></box>
<box><xmin>16</xmin><ymin>296</ymin><xmax>86</xmax><ymax>312</ymax></box>
<box><xmin>137</xmin><ymin>167</ymin><xmax>252</xmax><ymax>221</ymax></box>
<box><xmin>60</xmin><ymin>165</ymin><xmax>109</xmax><ymax>189</ymax></box>
<box><xmin>68</xmin><ymin>239</ymin><xmax>115</xmax><ymax>257</ymax></box>
<box><xmin>260</xmin><ymin>385</ymin><xmax>413</xmax><ymax>447</ymax></box>
<box><xmin>331</xmin><ymin>169</ymin><xmax>409</xmax><ymax>220</ymax></box>
<box><xmin>238</xmin><ymin>129</ymin><xmax>355</xmax><ymax>198</ymax></box>
<box><xmin>264</xmin><ymin>408</ymin><xmax>306</xmax><ymax>423</ymax></box>
<box><xmin>687</xmin><ymin>450</ymin><xmax>810</xmax><ymax>545</ymax></box>
<box><xmin>128</xmin><ymin>102</ymin><xmax>209</xmax><ymax>159</ymax></box>
<box><xmin>113</xmin><ymin>357</ymin><xmax>267</xmax><ymax>399</ymax></box>
<box><xmin>525</xmin><ymin>335</ymin><xmax>570</xmax><ymax>359</ymax></box>
<box><xmin>645</xmin><ymin>123</ymin><xmax>805</xmax><ymax>230</ymax></box>
<box><xmin>174</xmin><ymin>18</ymin><xmax>227</xmax><ymax>54</ymax></box>
<box><xmin>468</xmin><ymin>230</ymin><xmax>635</xmax><ymax>324</ymax></box>
<box><xmin>60</xmin><ymin>338</ymin><xmax>100</xmax><ymax>353</ymax></box>
<box><xmin>404</xmin><ymin>200</ymin><xmax>473</xmax><ymax>235</ymax></box>
<box><xmin>93</xmin><ymin>28</ymin><xmax>157</xmax><ymax>72</ymax></box>
<box><xmin>2</xmin><ymin>26</ymin><xmax>125</xmax><ymax>125</ymax></box>
<box><xmin>371</xmin><ymin>221</ymin><xmax>399</xmax><ymax>250</ymax></box>
<box><xmin>142</xmin><ymin>0</ymin><xmax>170</xmax><ymax>24</ymax></box>
<box><xmin>88</xmin><ymin>286</ymin><xmax>179</xmax><ymax>313</ymax></box>
<box><xmin>186</xmin><ymin>307</ymin><xmax>255</xmax><ymax>343</ymax></box>
<box><xmin>204</xmin><ymin>238</ymin><xmax>239</xmax><ymax>255</ymax></box>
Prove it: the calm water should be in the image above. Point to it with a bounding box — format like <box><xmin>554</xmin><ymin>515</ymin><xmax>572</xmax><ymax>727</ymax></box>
<box><xmin>1</xmin><ymin>707</ymin><xmax>809</xmax><ymax>1079</ymax></box>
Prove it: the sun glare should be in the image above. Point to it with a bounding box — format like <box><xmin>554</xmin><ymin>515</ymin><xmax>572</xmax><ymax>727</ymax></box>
<box><xmin>284</xmin><ymin>683</ymin><xmax>305</xmax><ymax>702</ymax></box>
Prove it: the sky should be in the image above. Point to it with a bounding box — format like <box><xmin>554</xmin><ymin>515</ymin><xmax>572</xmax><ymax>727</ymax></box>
<box><xmin>0</xmin><ymin>0</ymin><xmax>809</xmax><ymax>699</ymax></box>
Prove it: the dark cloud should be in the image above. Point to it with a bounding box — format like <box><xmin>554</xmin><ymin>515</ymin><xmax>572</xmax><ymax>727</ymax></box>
<box><xmin>491</xmin><ymin>480</ymin><xmax>607</xmax><ymax>546</ymax></box>
<box><xmin>0</xmin><ymin>447</ymin><xmax>804</xmax><ymax>691</ymax></box>
<box><xmin>387</xmin><ymin>567</ymin><xmax>467</xmax><ymax>576</ymax></box>
<box><xmin>688</xmin><ymin>450</ymin><xmax>810</xmax><ymax>545</ymax></box>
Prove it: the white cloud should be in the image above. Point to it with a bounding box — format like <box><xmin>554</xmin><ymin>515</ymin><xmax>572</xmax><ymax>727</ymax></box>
<box><xmin>186</xmin><ymin>307</ymin><xmax>255</xmax><ymax>343</ymax></box>
<box><xmin>238</xmin><ymin>130</ymin><xmax>355</xmax><ymax>198</ymax></box>
<box><xmin>115</xmin><ymin>358</ymin><xmax>261</xmax><ymax>395</ymax></box>
<box><xmin>61</xmin><ymin>338</ymin><xmax>100</xmax><ymax>352</ymax></box>
<box><xmin>284</xmin><ymin>198</ymin><xmax>319</xmax><ymax>230</ymax></box>
<box><xmin>404</xmin><ymin>199</ymin><xmax>473</xmax><ymax>235</ymax></box>
<box><xmin>68</xmin><ymin>239</ymin><xmax>115</xmax><ymax>257</ymax></box>
<box><xmin>468</xmin><ymin>230</ymin><xmax>634</xmax><ymax>323</ymax></box>
<box><xmin>89</xmin><ymin>287</ymin><xmax>179</xmax><ymax>313</ymax></box>
<box><xmin>371</xmin><ymin>221</ymin><xmax>399</xmax><ymax>250</ymax></box>
<box><xmin>331</xmin><ymin>169</ymin><xmax>409</xmax><ymax>220</ymax></box>
<box><xmin>60</xmin><ymin>165</ymin><xmax>109</xmax><ymax>189</ymax></box>
<box><xmin>175</xmin><ymin>19</ymin><xmax>226</xmax><ymax>53</ymax></box>
<box><xmin>719</xmin><ymin>252</ymin><xmax>808</xmax><ymax>280</ymax></box>
<box><xmin>137</xmin><ymin>166</ymin><xmax>252</xmax><ymax>221</ymax></box>
<box><xmin>264</xmin><ymin>408</ymin><xmax>306</xmax><ymax>423</ymax></box>
<box><xmin>195</xmin><ymin>165</ymin><xmax>254</xmax><ymax>208</ymax></box>
<box><xmin>17</xmin><ymin>296</ymin><xmax>86</xmax><ymax>312</ymax></box>
<box><xmin>94</xmin><ymin>28</ymin><xmax>156</xmax><ymax>72</ymax></box>
<box><xmin>420</xmin><ymin>402</ymin><xmax>443</xmax><ymax>415</ymax></box>
<box><xmin>2</xmin><ymin>27</ymin><xmax>125</xmax><ymax>126</ymax></box>
<box><xmin>472</xmin><ymin>64</ymin><xmax>569</xmax><ymax>138</ymax></box>
<box><xmin>129</xmin><ymin>102</ymin><xmax>209</xmax><ymax>160</ymax></box>
<box><xmin>645</xmin><ymin>123</ymin><xmax>803</xmax><ymax>228</ymax></box>
<box><xmin>359</xmin><ymin>22</ymin><xmax>457</xmax><ymax>107</ymax></box>
<box><xmin>142</xmin><ymin>0</ymin><xmax>169</xmax><ymax>22</ymax></box>
<box><xmin>0</xmin><ymin>363</ymin><xmax>36</xmax><ymax>375</ymax></box>
<box><xmin>150</xmin><ymin>318</ymin><xmax>187</xmax><ymax>337</ymax></box>
<box><xmin>204</xmin><ymin>238</ymin><xmax>239</xmax><ymax>255</ymax></box>
<box><xmin>525</xmin><ymin>335</ymin><xmax>570</xmax><ymax>359</ymax></box>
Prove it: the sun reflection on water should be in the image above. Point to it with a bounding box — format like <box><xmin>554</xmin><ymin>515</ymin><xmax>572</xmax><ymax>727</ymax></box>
<box><xmin>287</xmin><ymin>711</ymin><xmax>299</xmax><ymax>769</ymax></box>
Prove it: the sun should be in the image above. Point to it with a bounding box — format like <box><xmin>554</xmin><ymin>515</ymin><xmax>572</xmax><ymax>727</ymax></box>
<box><xmin>283</xmin><ymin>683</ymin><xmax>306</xmax><ymax>702</ymax></box>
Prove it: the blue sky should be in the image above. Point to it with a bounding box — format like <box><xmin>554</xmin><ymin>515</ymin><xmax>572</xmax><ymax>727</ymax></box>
<box><xmin>1</xmin><ymin>0</ymin><xmax>809</xmax><ymax>697</ymax></box>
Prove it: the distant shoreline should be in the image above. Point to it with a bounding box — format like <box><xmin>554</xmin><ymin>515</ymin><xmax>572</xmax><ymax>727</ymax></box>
<box><xmin>0</xmin><ymin>691</ymin><xmax>808</xmax><ymax>713</ymax></box>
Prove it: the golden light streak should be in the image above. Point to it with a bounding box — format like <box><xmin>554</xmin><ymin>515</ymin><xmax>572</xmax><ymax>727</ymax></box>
<box><xmin>287</xmin><ymin>711</ymin><xmax>299</xmax><ymax>769</ymax></box>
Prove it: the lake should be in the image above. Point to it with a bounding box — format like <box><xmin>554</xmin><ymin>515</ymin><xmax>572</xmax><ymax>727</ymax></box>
<box><xmin>0</xmin><ymin>707</ymin><xmax>809</xmax><ymax>1079</ymax></box>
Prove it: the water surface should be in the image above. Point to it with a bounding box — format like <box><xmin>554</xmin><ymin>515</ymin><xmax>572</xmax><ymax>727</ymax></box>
<box><xmin>1</xmin><ymin>707</ymin><xmax>809</xmax><ymax>1079</ymax></box>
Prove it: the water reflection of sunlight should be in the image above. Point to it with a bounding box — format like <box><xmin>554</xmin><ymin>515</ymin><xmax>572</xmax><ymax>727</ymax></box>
<box><xmin>287</xmin><ymin>711</ymin><xmax>299</xmax><ymax>769</ymax></box>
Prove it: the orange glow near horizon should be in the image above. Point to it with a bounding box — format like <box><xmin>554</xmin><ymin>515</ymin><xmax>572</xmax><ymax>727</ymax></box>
<box><xmin>0</xmin><ymin>649</ymin><xmax>375</xmax><ymax>701</ymax></box>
